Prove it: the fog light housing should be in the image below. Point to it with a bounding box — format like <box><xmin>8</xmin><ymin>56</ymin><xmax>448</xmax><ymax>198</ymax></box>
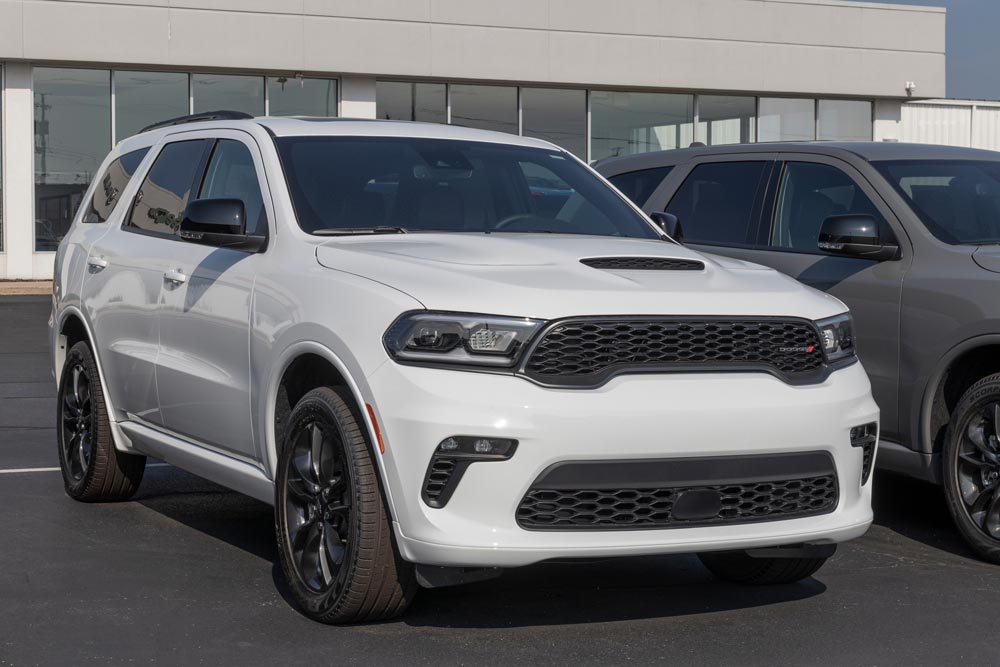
<box><xmin>422</xmin><ymin>436</ymin><xmax>518</xmax><ymax>508</ymax></box>
<box><xmin>850</xmin><ymin>422</ymin><xmax>878</xmax><ymax>485</ymax></box>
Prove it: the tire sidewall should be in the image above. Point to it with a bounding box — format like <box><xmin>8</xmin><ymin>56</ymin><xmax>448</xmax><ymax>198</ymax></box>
<box><xmin>942</xmin><ymin>378</ymin><xmax>1000</xmax><ymax>562</ymax></box>
<box><xmin>57</xmin><ymin>342</ymin><xmax>101</xmax><ymax>496</ymax></box>
<box><xmin>275</xmin><ymin>390</ymin><xmax>363</xmax><ymax>617</ymax></box>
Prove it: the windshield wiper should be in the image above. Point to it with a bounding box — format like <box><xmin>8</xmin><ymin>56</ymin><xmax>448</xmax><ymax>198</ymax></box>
<box><xmin>312</xmin><ymin>226</ymin><xmax>408</xmax><ymax>236</ymax></box>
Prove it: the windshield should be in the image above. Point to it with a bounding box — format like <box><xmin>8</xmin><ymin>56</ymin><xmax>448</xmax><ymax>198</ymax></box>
<box><xmin>275</xmin><ymin>136</ymin><xmax>659</xmax><ymax>239</ymax></box>
<box><xmin>875</xmin><ymin>160</ymin><xmax>1000</xmax><ymax>245</ymax></box>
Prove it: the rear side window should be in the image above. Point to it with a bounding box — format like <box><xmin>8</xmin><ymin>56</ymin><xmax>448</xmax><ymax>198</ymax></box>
<box><xmin>198</xmin><ymin>140</ymin><xmax>267</xmax><ymax>235</ymax></box>
<box><xmin>82</xmin><ymin>148</ymin><xmax>149</xmax><ymax>224</ymax></box>
<box><xmin>771</xmin><ymin>162</ymin><xmax>886</xmax><ymax>251</ymax></box>
<box><xmin>125</xmin><ymin>139</ymin><xmax>210</xmax><ymax>236</ymax></box>
<box><xmin>608</xmin><ymin>166</ymin><xmax>673</xmax><ymax>207</ymax></box>
<box><xmin>665</xmin><ymin>162</ymin><xmax>768</xmax><ymax>245</ymax></box>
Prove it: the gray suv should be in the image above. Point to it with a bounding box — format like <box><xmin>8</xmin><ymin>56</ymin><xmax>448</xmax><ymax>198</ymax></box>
<box><xmin>597</xmin><ymin>142</ymin><xmax>1000</xmax><ymax>563</ymax></box>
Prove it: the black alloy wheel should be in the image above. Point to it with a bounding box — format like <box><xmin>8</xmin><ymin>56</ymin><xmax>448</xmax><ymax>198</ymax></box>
<box><xmin>275</xmin><ymin>387</ymin><xmax>416</xmax><ymax>623</ymax></box>
<box><xmin>60</xmin><ymin>361</ymin><xmax>94</xmax><ymax>482</ymax></box>
<box><xmin>56</xmin><ymin>341</ymin><xmax>145</xmax><ymax>501</ymax></box>
<box><xmin>283</xmin><ymin>420</ymin><xmax>353</xmax><ymax>594</ymax></box>
<box><xmin>944</xmin><ymin>373</ymin><xmax>1000</xmax><ymax>563</ymax></box>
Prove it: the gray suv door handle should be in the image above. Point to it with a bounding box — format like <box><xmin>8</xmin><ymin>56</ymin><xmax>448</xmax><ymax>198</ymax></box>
<box><xmin>164</xmin><ymin>269</ymin><xmax>187</xmax><ymax>285</ymax></box>
<box><xmin>87</xmin><ymin>256</ymin><xmax>109</xmax><ymax>271</ymax></box>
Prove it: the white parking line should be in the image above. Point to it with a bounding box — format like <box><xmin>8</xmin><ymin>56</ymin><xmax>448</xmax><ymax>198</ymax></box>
<box><xmin>0</xmin><ymin>463</ymin><xmax>172</xmax><ymax>475</ymax></box>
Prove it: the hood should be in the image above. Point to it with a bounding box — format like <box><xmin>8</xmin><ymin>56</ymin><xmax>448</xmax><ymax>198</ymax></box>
<box><xmin>315</xmin><ymin>234</ymin><xmax>847</xmax><ymax>321</ymax></box>
<box><xmin>973</xmin><ymin>246</ymin><xmax>1000</xmax><ymax>273</ymax></box>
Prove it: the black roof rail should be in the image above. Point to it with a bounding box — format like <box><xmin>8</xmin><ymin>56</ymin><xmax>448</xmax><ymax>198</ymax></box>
<box><xmin>139</xmin><ymin>110</ymin><xmax>255</xmax><ymax>134</ymax></box>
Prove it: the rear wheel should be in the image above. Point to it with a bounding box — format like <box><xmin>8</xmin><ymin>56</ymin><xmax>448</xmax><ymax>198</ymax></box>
<box><xmin>943</xmin><ymin>374</ymin><xmax>1000</xmax><ymax>563</ymax></box>
<box><xmin>275</xmin><ymin>387</ymin><xmax>416</xmax><ymax>623</ymax></box>
<box><xmin>57</xmin><ymin>341</ymin><xmax>145</xmax><ymax>501</ymax></box>
<box><xmin>698</xmin><ymin>550</ymin><xmax>829</xmax><ymax>585</ymax></box>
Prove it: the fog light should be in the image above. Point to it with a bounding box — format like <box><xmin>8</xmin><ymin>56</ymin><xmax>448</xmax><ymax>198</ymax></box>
<box><xmin>422</xmin><ymin>436</ymin><xmax>519</xmax><ymax>508</ymax></box>
<box><xmin>850</xmin><ymin>422</ymin><xmax>878</xmax><ymax>485</ymax></box>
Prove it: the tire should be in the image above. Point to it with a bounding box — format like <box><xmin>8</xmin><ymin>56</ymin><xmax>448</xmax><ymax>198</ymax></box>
<box><xmin>942</xmin><ymin>373</ymin><xmax>1000</xmax><ymax>563</ymax></box>
<box><xmin>698</xmin><ymin>550</ymin><xmax>829</xmax><ymax>585</ymax></box>
<box><xmin>57</xmin><ymin>341</ymin><xmax>146</xmax><ymax>501</ymax></box>
<box><xmin>275</xmin><ymin>387</ymin><xmax>416</xmax><ymax>623</ymax></box>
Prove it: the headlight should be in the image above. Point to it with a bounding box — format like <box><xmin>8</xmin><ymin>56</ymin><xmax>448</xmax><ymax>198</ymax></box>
<box><xmin>815</xmin><ymin>313</ymin><xmax>856</xmax><ymax>363</ymax></box>
<box><xmin>384</xmin><ymin>312</ymin><xmax>545</xmax><ymax>368</ymax></box>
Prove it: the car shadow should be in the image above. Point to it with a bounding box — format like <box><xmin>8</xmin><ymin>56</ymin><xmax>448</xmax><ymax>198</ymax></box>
<box><xmin>869</xmin><ymin>470</ymin><xmax>978</xmax><ymax>560</ymax></box>
<box><xmin>133</xmin><ymin>464</ymin><xmax>827</xmax><ymax>627</ymax></box>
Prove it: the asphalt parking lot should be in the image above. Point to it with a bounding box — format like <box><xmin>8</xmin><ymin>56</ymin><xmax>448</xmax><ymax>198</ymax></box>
<box><xmin>2</xmin><ymin>294</ymin><xmax>999</xmax><ymax>666</ymax></box>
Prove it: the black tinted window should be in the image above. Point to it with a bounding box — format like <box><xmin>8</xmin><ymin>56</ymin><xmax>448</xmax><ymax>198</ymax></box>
<box><xmin>126</xmin><ymin>139</ymin><xmax>209</xmax><ymax>236</ymax></box>
<box><xmin>82</xmin><ymin>148</ymin><xmax>149</xmax><ymax>224</ymax></box>
<box><xmin>275</xmin><ymin>137</ymin><xmax>659</xmax><ymax>239</ymax></box>
<box><xmin>665</xmin><ymin>162</ymin><xmax>767</xmax><ymax>245</ymax></box>
<box><xmin>608</xmin><ymin>166</ymin><xmax>673</xmax><ymax>206</ymax></box>
<box><xmin>198</xmin><ymin>140</ymin><xmax>266</xmax><ymax>235</ymax></box>
<box><xmin>772</xmin><ymin>162</ymin><xmax>886</xmax><ymax>251</ymax></box>
<box><xmin>876</xmin><ymin>160</ymin><xmax>1000</xmax><ymax>245</ymax></box>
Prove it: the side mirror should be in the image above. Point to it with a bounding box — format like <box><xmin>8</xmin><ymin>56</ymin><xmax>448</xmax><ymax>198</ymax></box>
<box><xmin>650</xmin><ymin>211</ymin><xmax>684</xmax><ymax>244</ymax></box>
<box><xmin>179</xmin><ymin>198</ymin><xmax>266</xmax><ymax>253</ymax></box>
<box><xmin>818</xmin><ymin>214</ymin><xmax>898</xmax><ymax>261</ymax></box>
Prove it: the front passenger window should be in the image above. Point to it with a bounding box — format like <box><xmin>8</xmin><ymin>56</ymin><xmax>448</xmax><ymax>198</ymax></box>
<box><xmin>665</xmin><ymin>162</ymin><xmax>768</xmax><ymax>245</ymax></box>
<box><xmin>125</xmin><ymin>139</ymin><xmax>211</xmax><ymax>236</ymax></box>
<box><xmin>771</xmin><ymin>162</ymin><xmax>886</xmax><ymax>251</ymax></box>
<box><xmin>198</xmin><ymin>140</ymin><xmax>267</xmax><ymax>235</ymax></box>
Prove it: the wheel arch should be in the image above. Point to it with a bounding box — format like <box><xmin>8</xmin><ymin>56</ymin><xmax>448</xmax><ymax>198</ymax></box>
<box><xmin>921</xmin><ymin>335</ymin><xmax>1000</xmax><ymax>458</ymax></box>
<box><xmin>265</xmin><ymin>341</ymin><xmax>399</xmax><ymax>520</ymax></box>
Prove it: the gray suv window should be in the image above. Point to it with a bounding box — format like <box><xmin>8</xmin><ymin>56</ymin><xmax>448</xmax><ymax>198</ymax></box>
<box><xmin>608</xmin><ymin>166</ymin><xmax>673</xmax><ymax>207</ymax></box>
<box><xmin>771</xmin><ymin>162</ymin><xmax>885</xmax><ymax>251</ymax></box>
<box><xmin>665</xmin><ymin>161</ymin><xmax>768</xmax><ymax>245</ymax></box>
<box><xmin>125</xmin><ymin>139</ymin><xmax>210</xmax><ymax>237</ymax></box>
<box><xmin>198</xmin><ymin>139</ymin><xmax>266</xmax><ymax>235</ymax></box>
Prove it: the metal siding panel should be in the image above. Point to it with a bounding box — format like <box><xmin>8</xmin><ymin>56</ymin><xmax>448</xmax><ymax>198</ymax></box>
<box><xmin>901</xmin><ymin>104</ymin><xmax>972</xmax><ymax>148</ymax></box>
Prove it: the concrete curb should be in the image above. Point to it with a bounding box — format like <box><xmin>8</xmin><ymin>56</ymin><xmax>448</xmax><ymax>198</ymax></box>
<box><xmin>0</xmin><ymin>281</ymin><xmax>52</xmax><ymax>296</ymax></box>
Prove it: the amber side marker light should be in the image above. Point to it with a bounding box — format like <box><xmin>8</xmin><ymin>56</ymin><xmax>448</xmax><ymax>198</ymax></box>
<box><xmin>366</xmin><ymin>404</ymin><xmax>386</xmax><ymax>454</ymax></box>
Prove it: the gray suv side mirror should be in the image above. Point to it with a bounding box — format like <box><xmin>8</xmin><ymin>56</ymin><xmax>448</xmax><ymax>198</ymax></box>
<box><xmin>818</xmin><ymin>214</ymin><xmax>898</xmax><ymax>261</ymax></box>
<box><xmin>179</xmin><ymin>198</ymin><xmax>266</xmax><ymax>253</ymax></box>
<box><xmin>651</xmin><ymin>211</ymin><xmax>684</xmax><ymax>244</ymax></box>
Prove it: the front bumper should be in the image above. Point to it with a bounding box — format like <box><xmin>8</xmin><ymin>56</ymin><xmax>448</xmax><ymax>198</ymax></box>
<box><xmin>366</xmin><ymin>361</ymin><xmax>877</xmax><ymax>568</ymax></box>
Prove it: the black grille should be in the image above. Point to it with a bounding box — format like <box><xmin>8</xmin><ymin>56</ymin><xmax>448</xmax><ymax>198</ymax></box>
<box><xmin>516</xmin><ymin>475</ymin><xmax>838</xmax><ymax>530</ymax></box>
<box><xmin>422</xmin><ymin>457</ymin><xmax>457</xmax><ymax>505</ymax></box>
<box><xmin>522</xmin><ymin>318</ymin><xmax>826</xmax><ymax>386</ymax></box>
<box><xmin>860</xmin><ymin>441</ymin><xmax>876</xmax><ymax>485</ymax></box>
<box><xmin>581</xmin><ymin>257</ymin><xmax>705</xmax><ymax>271</ymax></box>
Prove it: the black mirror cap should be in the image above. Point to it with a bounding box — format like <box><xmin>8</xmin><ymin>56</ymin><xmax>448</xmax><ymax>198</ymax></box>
<box><xmin>179</xmin><ymin>198</ymin><xmax>267</xmax><ymax>253</ymax></box>
<box><xmin>818</xmin><ymin>214</ymin><xmax>899</xmax><ymax>261</ymax></box>
<box><xmin>650</xmin><ymin>211</ymin><xmax>684</xmax><ymax>244</ymax></box>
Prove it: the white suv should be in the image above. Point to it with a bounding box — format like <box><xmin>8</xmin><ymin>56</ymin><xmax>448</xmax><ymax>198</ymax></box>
<box><xmin>50</xmin><ymin>112</ymin><xmax>878</xmax><ymax>623</ymax></box>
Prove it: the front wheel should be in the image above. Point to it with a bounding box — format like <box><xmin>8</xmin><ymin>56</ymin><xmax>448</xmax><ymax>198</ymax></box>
<box><xmin>275</xmin><ymin>387</ymin><xmax>416</xmax><ymax>623</ymax></box>
<box><xmin>942</xmin><ymin>374</ymin><xmax>1000</xmax><ymax>563</ymax></box>
<box><xmin>698</xmin><ymin>550</ymin><xmax>829</xmax><ymax>585</ymax></box>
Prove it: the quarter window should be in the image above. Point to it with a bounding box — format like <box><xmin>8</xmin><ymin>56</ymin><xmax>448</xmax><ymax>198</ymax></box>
<box><xmin>125</xmin><ymin>139</ymin><xmax>210</xmax><ymax>236</ymax></box>
<box><xmin>771</xmin><ymin>162</ymin><xmax>885</xmax><ymax>251</ymax></box>
<box><xmin>198</xmin><ymin>140</ymin><xmax>266</xmax><ymax>235</ymax></box>
<box><xmin>665</xmin><ymin>162</ymin><xmax>768</xmax><ymax>245</ymax></box>
<box><xmin>608</xmin><ymin>166</ymin><xmax>673</xmax><ymax>207</ymax></box>
<box><xmin>82</xmin><ymin>148</ymin><xmax>149</xmax><ymax>224</ymax></box>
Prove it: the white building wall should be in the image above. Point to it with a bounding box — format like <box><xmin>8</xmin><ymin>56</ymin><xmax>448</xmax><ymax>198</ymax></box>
<box><xmin>900</xmin><ymin>100</ymin><xmax>1000</xmax><ymax>152</ymax></box>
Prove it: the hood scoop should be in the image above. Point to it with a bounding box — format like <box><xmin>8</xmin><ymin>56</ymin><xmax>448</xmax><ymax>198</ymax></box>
<box><xmin>580</xmin><ymin>257</ymin><xmax>705</xmax><ymax>271</ymax></box>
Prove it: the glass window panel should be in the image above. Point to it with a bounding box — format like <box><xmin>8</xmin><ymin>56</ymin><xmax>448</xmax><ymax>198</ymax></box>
<box><xmin>665</xmin><ymin>161</ymin><xmax>768</xmax><ymax>246</ymax></box>
<box><xmin>449</xmin><ymin>84</ymin><xmax>517</xmax><ymax>135</ymax></box>
<box><xmin>376</xmin><ymin>81</ymin><xmax>446</xmax><ymax>123</ymax></box>
<box><xmin>758</xmin><ymin>98</ymin><xmax>815</xmax><ymax>142</ymax></box>
<box><xmin>82</xmin><ymin>148</ymin><xmax>149</xmax><ymax>224</ymax></box>
<box><xmin>608</xmin><ymin>166</ymin><xmax>674</xmax><ymax>207</ymax></box>
<box><xmin>114</xmin><ymin>71</ymin><xmax>189</xmax><ymax>142</ymax></box>
<box><xmin>817</xmin><ymin>100</ymin><xmax>872</xmax><ymax>141</ymax></box>
<box><xmin>591</xmin><ymin>91</ymin><xmax>694</xmax><ymax>161</ymax></box>
<box><xmin>192</xmin><ymin>74</ymin><xmax>264</xmax><ymax>116</ymax></box>
<box><xmin>34</xmin><ymin>67</ymin><xmax>111</xmax><ymax>251</ymax></box>
<box><xmin>268</xmin><ymin>77</ymin><xmax>338</xmax><ymax>117</ymax></box>
<box><xmin>198</xmin><ymin>139</ymin><xmax>266</xmax><ymax>234</ymax></box>
<box><xmin>126</xmin><ymin>139</ymin><xmax>210</xmax><ymax>236</ymax></box>
<box><xmin>698</xmin><ymin>95</ymin><xmax>756</xmax><ymax>146</ymax></box>
<box><xmin>521</xmin><ymin>87</ymin><xmax>587</xmax><ymax>159</ymax></box>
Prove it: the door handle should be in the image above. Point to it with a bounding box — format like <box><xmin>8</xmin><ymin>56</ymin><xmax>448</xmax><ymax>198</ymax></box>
<box><xmin>87</xmin><ymin>256</ymin><xmax>109</xmax><ymax>271</ymax></box>
<box><xmin>163</xmin><ymin>269</ymin><xmax>188</xmax><ymax>285</ymax></box>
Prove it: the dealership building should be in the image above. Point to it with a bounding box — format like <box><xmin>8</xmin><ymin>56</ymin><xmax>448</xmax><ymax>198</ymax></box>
<box><xmin>0</xmin><ymin>0</ymin><xmax>947</xmax><ymax>279</ymax></box>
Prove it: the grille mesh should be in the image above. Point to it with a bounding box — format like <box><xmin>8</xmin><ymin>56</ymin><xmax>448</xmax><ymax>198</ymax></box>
<box><xmin>581</xmin><ymin>257</ymin><xmax>705</xmax><ymax>271</ymax></box>
<box><xmin>422</xmin><ymin>457</ymin><xmax>456</xmax><ymax>504</ymax></box>
<box><xmin>523</xmin><ymin>318</ymin><xmax>825</xmax><ymax>384</ymax></box>
<box><xmin>516</xmin><ymin>475</ymin><xmax>838</xmax><ymax>529</ymax></box>
<box><xmin>860</xmin><ymin>441</ymin><xmax>876</xmax><ymax>485</ymax></box>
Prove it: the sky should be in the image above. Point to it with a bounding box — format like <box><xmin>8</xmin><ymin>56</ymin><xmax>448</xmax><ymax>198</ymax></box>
<box><xmin>842</xmin><ymin>0</ymin><xmax>1000</xmax><ymax>100</ymax></box>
